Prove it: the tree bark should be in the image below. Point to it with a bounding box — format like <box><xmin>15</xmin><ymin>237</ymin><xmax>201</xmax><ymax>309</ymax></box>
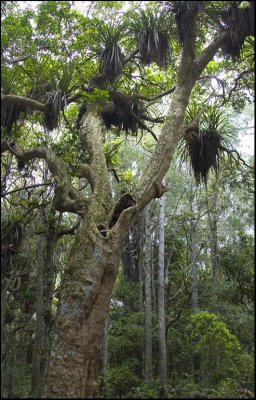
<box><xmin>31</xmin><ymin>233</ymin><xmax>46</xmax><ymax>396</ymax></box>
<box><xmin>41</xmin><ymin>110</ymin><xmax>140</xmax><ymax>398</ymax></box>
<box><xmin>190</xmin><ymin>219</ymin><xmax>199</xmax><ymax>314</ymax></box>
<box><xmin>189</xmin><ymin>219</ymin><xmax>201</xmax><ymax>385</ymax></box>
<box><xmin>207</xmin><ymin>185</ymin><xmax>220</xmax><ymax>289</ymax></box>
<box><xmin>158</xmin><ymin>191</ymin><xmax>168</xmax><ymax>397</ymax></box>
<box><xmin>144</xmin><ymin>206</ymin><xmax>153</xmax><ymax>381</ymax></box>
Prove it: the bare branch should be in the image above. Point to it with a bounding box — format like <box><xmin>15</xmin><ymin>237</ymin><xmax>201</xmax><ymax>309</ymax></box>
<box><xmin>3</xmin><ymin>182</ymin><xmax>52</xmax><ymax>197</ymax></box>
<box><xmin>219</xmin><ymin>145</ymin><xmax>254</xmax><ymax>169</ymax></box>
<box><xmin>132</xmin><ymin>86</ymin><xmax>175</xmax><ymax>102</ymax></box>
<box><xmin>129</xmin><ymin>109</ymin><xmax>158</xmax><ymax>142</ymax></box>
<box><xmin>140</xmin><ymin>116</ymin><xmax>165</xmax><ymax>126</ymax></box>
<box><xmin>223</xmin><ymin>68</ymin><xmax>254</xmax><ymax>105</ymax></box>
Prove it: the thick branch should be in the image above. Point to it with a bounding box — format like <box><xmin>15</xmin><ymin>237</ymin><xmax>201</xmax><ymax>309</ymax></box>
<box><xmin>123</xmin><ymin>48</ymin><xmax>139</xmax><ymax>65</ymax></box>
<box><xmin>1</xmin><ymin>95</ymin><xmax>45</xmax><ymax>112</ymax></box>
<box><xmin>132</xmin><ymin>87</ymin><xmax>175</xmax><ymax>102</ymax></box>
<box><xmin>194</xmin><ymin>31</ymin><xmax>228</xmax><ymax>78</ymax></box>
<box><xmin>79</xmin><ymin>110</ymin><xmax>112</xmax><ymax>215</ymax></box>
<box><xmin>2</xmin><ymin>140</ymin><xmax>88</xmax><ymax>215</ymax></box>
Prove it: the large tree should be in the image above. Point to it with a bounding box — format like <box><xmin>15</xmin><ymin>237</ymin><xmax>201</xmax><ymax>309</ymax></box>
<box><xmin>1</xmin><ymin>1</ymin><xmax>254</xmax><ymax>397</ymax></box>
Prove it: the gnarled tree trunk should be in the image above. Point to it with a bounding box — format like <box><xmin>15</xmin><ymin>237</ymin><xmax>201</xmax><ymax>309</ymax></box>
<box><xmin>1</xmin><ymin>7</ymin><xmax>225</xmax><ymax>395</ymax></box>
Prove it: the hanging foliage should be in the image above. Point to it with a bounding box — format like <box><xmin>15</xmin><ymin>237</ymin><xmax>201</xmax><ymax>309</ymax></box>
<box><xmin>92</xmin><ymin>21</ymin><xmax>126</xmax><ymax>81</ymax></box>
<box><xmin>185</xmin><ymin>129</ymin><xmax>222</xmax><ymax>184</ymax></box>
<box><xmin>163</xmin><ymin>1</ymin><xmax>201</xmax><ymax>46</ymax></box>
<box><xmin>172</xmin><ymin>1</ymin><xmax>193</xmax><ymax>45</ymax></box>
<box><xmin>43</xmin><ymin>89</ymin><xmax>67</xmax><ymax>131</ymax></box>
<box><xmin>1</xmin><ymin>101</ymin><xmax>26</xmax><ymax>133</ymax></box>
<box><xmin>130</xmin><ymin>9</ymin><xmax>172</xmax><ymax>68</ymax></box>
<box><xmin>101</xmin><ymin>91</ymin><xmax>143</xmax><ymax>135</ymax></box>
<box><xmin>220</xmin><ymin>1</ymin><xmax>255</xmax><ymax>60</ymax></box>
<box><xmin>179</xmin><ymin>106</ymin><xmax>235</xmax><ymax>185</ymax></box>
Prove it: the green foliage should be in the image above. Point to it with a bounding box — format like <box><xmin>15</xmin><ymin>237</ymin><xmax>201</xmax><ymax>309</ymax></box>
<box><xmin>188</xmin><ymin>312</ymin><xmax>242</xmax><ymax>385</ymax></box>
<box><xmin>103</xmin><ymin>366</ymin><xmax>140</xmax><ymax>398</ymax></box>
<box><xmin>130</xmin><ymin>8</ymin><xmax>172</xmax><ymax>68</ymax></box>
<box><xmin>119</xmin><ymin>169</ymin><xmax>133</xmax><ymax>183</ymax></box>
<box><xmin>219</xmin><ymin>233</ymin><xmax>254</xmax><ymax>304</ymax></box>
<box><xmin>130</xmin><ymin>379</ymin><xmax>162</xmax><ymax>398</ymax></box>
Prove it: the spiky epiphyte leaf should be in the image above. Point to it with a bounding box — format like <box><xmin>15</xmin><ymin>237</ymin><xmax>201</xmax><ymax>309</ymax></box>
<box><xmin>220</xmin><ymin>1</ymin><xmax>254</xmax><ymax>60</ymax></box>
<box><xmin>91</xmin><ymin>21</ymin><xmax>126</xmax><ymax>81</ymax></box>
<box><xmin>43</xmin><ymin>89</ymin><xmax>66</xmax><ymax>131</ymax></box>
<box><xmin>100</xmin><ymin>45</ymin><xmax>124</xmax><ymax>81</ymax></box>
<box><xmin>130</xmin><ymin>9</ymin><xmax>172</xmax><ymax>68</ymax></box>
<box><xmin>179</xmin><ymin>106</ymin><xmax>236</xmax><ymax>184</ymax></box>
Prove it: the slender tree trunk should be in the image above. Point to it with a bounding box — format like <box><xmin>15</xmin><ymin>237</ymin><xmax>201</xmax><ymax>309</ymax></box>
<box><xmin>41</xmin><ymin>224</ymin><xmax>57</xmax><ymax>366</ymax></box>
<box><xmin>189</xmin><ymin>219</ymin><xmax>201</xmax><ymax>384</ymax></box>
<box><xmin>190</xmin><ymin>220</ymin><xmax>199</xmax><ymax>314</ymax></box>
<box><xmin>1</xmin><ymin>284</ymin><xmax>7</xmax><ymax>397</ymax></box>
<box><xmin>31</xmin><ymin>233</ymin><xmax>46</xmax><ymax>396</ymax></box>
<box><xmin>207</xmin><ymin>188</ymin><xmax>220</xmax><ymax>289</ymax></box>
<box><xmin>158</xmin><ymin>192</ymin><xmax>168</xmax><ymax>397</ymax></box>
<box><xmin>144</xmin><ymin>206</ymin><xmax>153</xmax><ymax>381</ymax></box>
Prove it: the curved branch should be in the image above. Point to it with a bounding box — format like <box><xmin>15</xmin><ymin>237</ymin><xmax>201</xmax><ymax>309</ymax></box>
<box><xmin>223</xmin><ymin>68</ymin><xmax>254</xmax><ymax>105</ymax></box>
<box><xmin>140</xmin><ymin>114</ymin><xmax>165</xmax><ymax>124</ymax></box>
<box><xmin>2</xmin><ymin>55</ymin><xmax>30</xmax><ymax>64</ymax></box>
<box><xmin>2</xmin><ymin>140</ymin><xmax>89</xmax><ymax>215</ymax></box>
<box><xmin>219</xmin><ymin>145</ymin><xmax>254</xmax><ymax>169</ymax></box>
